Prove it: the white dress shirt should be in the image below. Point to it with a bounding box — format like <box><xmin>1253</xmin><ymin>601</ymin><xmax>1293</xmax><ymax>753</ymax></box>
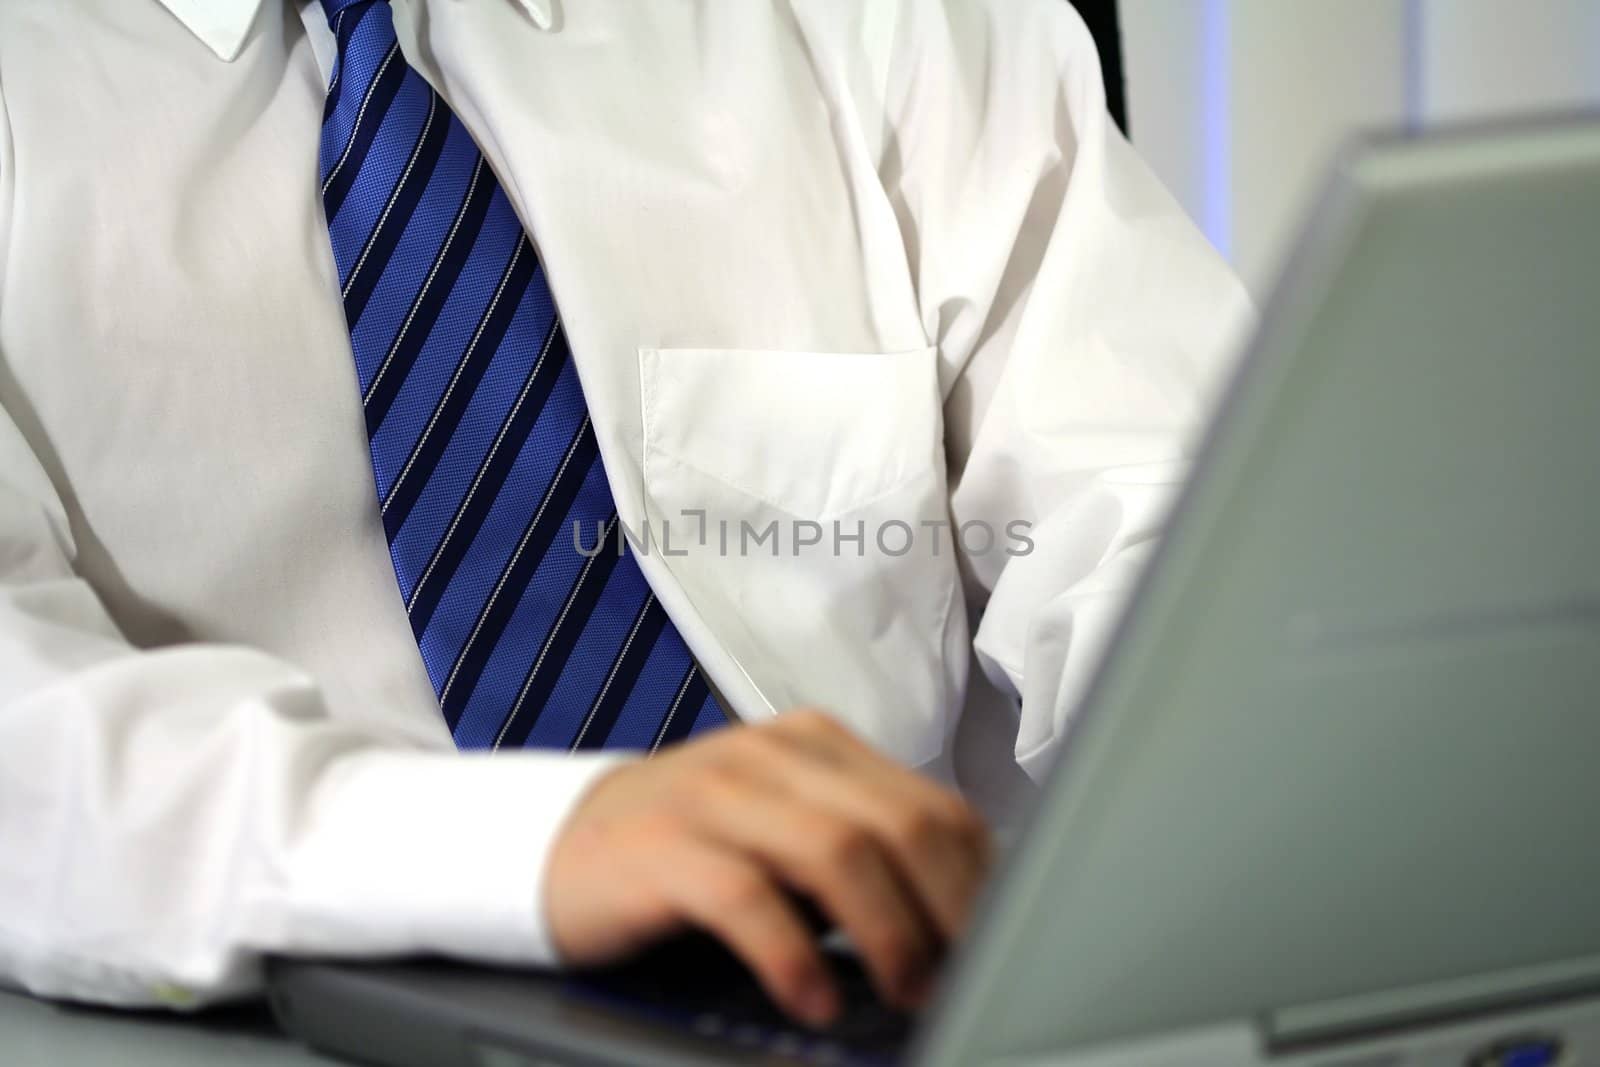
<box><xmin>0</xmin><ymin>0</ymin><xmax>1251</xmax><ymax>1008</ymax></box>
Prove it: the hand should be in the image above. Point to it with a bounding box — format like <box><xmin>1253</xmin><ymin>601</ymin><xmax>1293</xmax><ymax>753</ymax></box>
<box><xmin>544</xmin><ymin>709</ymin><xmax>992</xmax><ymax>1027</ymax></box>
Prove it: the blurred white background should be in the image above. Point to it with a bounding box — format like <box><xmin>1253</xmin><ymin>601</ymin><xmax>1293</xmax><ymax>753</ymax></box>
<box><xmin>1122</xmin><ymin>0</ymin><xmax>1600</xmax><ymax>296</ymax></box>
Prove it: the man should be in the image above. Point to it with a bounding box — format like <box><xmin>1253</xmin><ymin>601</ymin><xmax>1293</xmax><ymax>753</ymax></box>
<box><xmin>0</xmin><ymin>0</ymin><xmax>1249</xmax><ymax>1030</ymax></box>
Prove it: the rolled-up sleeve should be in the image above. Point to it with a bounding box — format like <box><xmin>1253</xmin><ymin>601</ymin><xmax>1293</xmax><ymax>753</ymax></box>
<box><xmin>874</xmin><ymin>0</ymin><xmax>1254</xmax><ymax>778</ymax></box>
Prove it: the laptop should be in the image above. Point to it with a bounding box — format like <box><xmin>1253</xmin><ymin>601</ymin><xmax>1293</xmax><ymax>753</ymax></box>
<box><xmin>268</xmin><ymin>117</ymin><xmax>1600</xmax><ymax>1067</ymax></box>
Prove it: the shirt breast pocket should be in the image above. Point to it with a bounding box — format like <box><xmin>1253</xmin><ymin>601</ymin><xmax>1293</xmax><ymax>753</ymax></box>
<box><xmin>637</xmin><ymin>345</ymin><xmax>964</xmax><ymax>767</ymax></box>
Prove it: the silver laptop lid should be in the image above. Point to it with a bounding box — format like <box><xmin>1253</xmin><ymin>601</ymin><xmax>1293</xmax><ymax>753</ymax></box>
<box><xmin>917</xmin><ymin>118</ymin><xmax>1600</xmax><ymax>1067</ymax></box>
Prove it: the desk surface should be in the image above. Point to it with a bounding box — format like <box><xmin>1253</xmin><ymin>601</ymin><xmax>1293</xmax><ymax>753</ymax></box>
<box><xmin>1</xmin><ymin>989</ymin><xmax>336</xmax><ymax>1067</ymax></box>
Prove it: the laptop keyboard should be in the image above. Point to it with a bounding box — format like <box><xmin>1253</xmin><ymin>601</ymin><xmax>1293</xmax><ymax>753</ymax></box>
<box><xmin>568</xmin><ymin>934</ymin><xmax>913</xmax><ymax>1065</ymax></box>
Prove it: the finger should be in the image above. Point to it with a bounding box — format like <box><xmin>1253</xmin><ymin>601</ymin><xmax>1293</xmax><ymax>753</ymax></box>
<box><xmin>688</xmin><ymin>772</ymin><xmax>941</xmax><ymax>1009</ymax></box>
<box><xmin>759</xmin><ymin>716</ymin><xmax>992</xmax><ymax>941</ymax></box>
<box><xmin>773</xmin><ymin>710</ymin><xmax>992</xmax><ymax>866</ymax></box>
<box><xmin>658</xmin><ymin>844</ymin><xmax>840</xmax><ymax>1027</ymax></box>
<box><xmin>779</xmin><ymin>710</ymin><xmax>993</xmax><ymax>870</ymax></box>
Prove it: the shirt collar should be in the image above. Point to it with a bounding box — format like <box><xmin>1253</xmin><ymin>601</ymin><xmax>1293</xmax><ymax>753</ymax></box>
<box><xmin>155</xmin><ymin>0</ymin><xmax>266</xmax><ymax>62</ymax></box>
<box><xmin>153</xmin><ymin>0</ymin><xmax>556</xmax><ymax>62</ymax></box>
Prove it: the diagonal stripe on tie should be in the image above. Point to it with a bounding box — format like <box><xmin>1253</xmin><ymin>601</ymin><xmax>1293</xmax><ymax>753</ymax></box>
<box><xmin>317</xmin><ymin>0</ymin><xmax>728</xmax><ymax>752</ymax></box>
<box><xmin>322</xmin><ymin>41</ymin><xmax>406</xmax><ymax>222</ymax></box>
<box><xmin>380</xmin><ymin>239</ymin><xmax>537</xmax><ymax>537</ymax></box>
<box><xmin>340</xmin><ymin>94</ymin><xmax>448</xmax><ymax>327</ymax></box>
<box><xmin>403</xmin><ymin>316</ymin><xmax>566</xmax><ymax>635</ymax></box>
<box><xmin>361</xmin><ymin>158</ymin><xmax>494</xmax><ymax>433</ymax></box>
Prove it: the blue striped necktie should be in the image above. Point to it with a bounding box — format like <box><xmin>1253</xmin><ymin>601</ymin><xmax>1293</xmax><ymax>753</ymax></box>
<box><xmin>317</xmin><ymin>0</ymin><xmax>726</xmax><ymax>751</ymax></box>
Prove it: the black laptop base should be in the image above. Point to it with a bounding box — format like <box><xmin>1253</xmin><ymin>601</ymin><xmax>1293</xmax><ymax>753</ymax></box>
<box><xmin>270</xmin><ymin>934</ymin><xmax>910</xmax><ymax>1067</ymax></box>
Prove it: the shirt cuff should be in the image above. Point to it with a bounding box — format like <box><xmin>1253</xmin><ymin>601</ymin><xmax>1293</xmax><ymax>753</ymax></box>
<box><xmin>257</xmin><ymin>748</ymin><xmax>630</xmax><ymax>968</ymax></box>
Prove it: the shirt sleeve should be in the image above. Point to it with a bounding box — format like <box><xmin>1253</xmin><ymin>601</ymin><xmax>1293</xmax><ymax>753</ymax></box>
<box><xmin>0</xmin><ymin>388</ymin><xmax>624</xmax><ymax>1007</ymax></box>
<box><xmin>0</xmin><ymin>68</ymin><xmax>627</xmax><ymax>1008</ymax></box>
<box><xmin>0</xmin><ymin>81</ymin><xmax>620</xmax><ymax>1007</ymax></box>
<box><xmin>873</xmin><ymin>1</ymin><xmax>1255</xmax><ymax>779</ymax></box>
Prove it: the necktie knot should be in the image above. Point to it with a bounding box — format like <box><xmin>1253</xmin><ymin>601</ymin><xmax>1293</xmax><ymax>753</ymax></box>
<box><xmin>320</xmin><ymin>0</ymin><xmax>383</xmax><ymax>31</ymax></box>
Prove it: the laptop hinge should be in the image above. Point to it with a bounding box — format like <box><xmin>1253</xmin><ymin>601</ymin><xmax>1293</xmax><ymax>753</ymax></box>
<box><xmin>1263</xmin><ymin>955</ymin><xmax>1600</xmax><ymax>1054</ymax></box>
